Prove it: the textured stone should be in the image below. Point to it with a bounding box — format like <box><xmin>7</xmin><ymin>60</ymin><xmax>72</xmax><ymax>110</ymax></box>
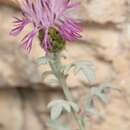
<box><xmin>85</xmin><ymin>0</ymin><xmax>127</xmax><ymax>24</ymax></box>
<box><xmin>0</xmin><ymin>41</ymin><xmax>42</xmax><ymax>87</ymax></box>
<box><xmin>0</xmin><ymin>0</ymin><xmax>18</xmax><ymax>8</ymax></box>
<box><xmin>0</xmin><ymin>89</ymin><xmax>22</xmax><ymax>130</ymax></box>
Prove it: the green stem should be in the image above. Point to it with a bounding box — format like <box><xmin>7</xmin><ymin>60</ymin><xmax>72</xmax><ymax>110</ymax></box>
<box><xmin>47</xmin><ymin>52</ymin><xmax>85</xmax><ymax>130</ymax></box>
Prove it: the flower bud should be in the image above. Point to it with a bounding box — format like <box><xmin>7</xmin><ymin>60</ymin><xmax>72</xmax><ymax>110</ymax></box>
<box><xmin>38</xmin><ymin>27</ymin><xmax>65</xmax><ymax>53</ymax></box>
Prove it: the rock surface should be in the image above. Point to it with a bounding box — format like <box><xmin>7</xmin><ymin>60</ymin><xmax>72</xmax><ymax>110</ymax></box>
<box><xmin>0</xmin><ymin>41</ymin><xmax>42</xmax><ymax>87</ymax></box>
<box><xmin>0</xmin><ymin>0</ymin><xmax>130</xmax><ymax>130</ymax></box>
<box><xmin>85</xmin><ymin>0</ymin><xmax>127</xmax><ymax>24</ymax></box>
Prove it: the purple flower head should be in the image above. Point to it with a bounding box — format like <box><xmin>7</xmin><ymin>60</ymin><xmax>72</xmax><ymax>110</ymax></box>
<box><xmin>10</xmin><ymin>0</ymin><xmax>82</xmax><ymax>52</ymax></box>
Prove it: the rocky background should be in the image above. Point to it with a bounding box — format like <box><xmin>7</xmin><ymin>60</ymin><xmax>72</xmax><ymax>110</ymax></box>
<box><xmin>0</xmin><ymin>0</ymin><xmax>130</xmax><ymax>130</ymax></box>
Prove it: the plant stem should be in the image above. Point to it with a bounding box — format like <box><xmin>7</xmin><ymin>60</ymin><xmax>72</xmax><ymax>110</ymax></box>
<box><xmin>47</xmin><ymin>52</ymin><xmax>85</xmax><ymax>130</ymax></box>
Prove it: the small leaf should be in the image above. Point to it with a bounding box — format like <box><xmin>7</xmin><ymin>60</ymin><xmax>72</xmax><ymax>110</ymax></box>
<box><xmin>62</xmin><ymin>102</ymin><xmax>71</xmax><ymax>113</ymax></box>
<box><xmin>93</xmin><ymin>83</ymin><xmax>120</xmax><ymax>104</ymax></box>
<box><xmin>50</xmin><ymin>104</ymin><xmax>63</xmax><ymax>120</ymax></box>
<box><xmin>91</xmin><ymin>87</ymin><xmax>110</xmax><ymax>104</ymax></box>
<box><xmin>99</xmin><ymin>83</ymin><xmax>121</xmax><ymax>92</ymax></box>
<box><xmin>69</xmin><ymin>102</ymin><xmax>80</xmax><ymax>112</ymax></box>
<box><xmin>73</xmin><ymin>60</ymin><xmax>96</xmax><ymax>82</ymax></box>
<box><xmin>35</xmin><ymin>56</ymin><xmax>48</xmax><ymax>65</ymax></box>
<box><xmin>48</xmin><ymin>100</ymin><xmax>61</xmax><ymax>108</ymax></box>
<box><xmin>85</xmin><ymin>83</ymin><xmax>120</xmax><ymax>118</ymax></box>
<box><xmin>48</xmin><ymin>100</ymin><xmax>72</xmax><ymax>119</ymax></box>
<box><xmin>82</xmin><ymin>67</ymin><xmax>95</xmax><ymax>82</ymax></box>
<box><xmin>97</xmin><ymin>93</ymin><xmax>109</xmax><ymax>104</ymax></box>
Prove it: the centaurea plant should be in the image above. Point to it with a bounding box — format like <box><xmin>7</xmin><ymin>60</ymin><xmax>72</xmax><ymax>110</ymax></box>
<box><xmin>10</xmin><ymin>0</ymin><xmax>119</xmax><ymax>130</ymax></box>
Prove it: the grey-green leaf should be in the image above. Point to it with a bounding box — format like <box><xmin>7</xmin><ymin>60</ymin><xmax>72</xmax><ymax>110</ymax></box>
<box><xmin>97</xmin><ymin>93</ymin><xmax>109</xmax><ymax>104</ymax></box>
<box><xmin>99</xmin><ymin>83</ymin><xmax>121</xmax><ymax>92</ymax></box>
<box><xmin>35</xmin><ymin>56</ymin><xmax>48</xmax><ymax>65</ymax></box>
<box><xmin>73</xmin><ymin>60</ymin><xmax>95</xmax><ymax>82</ymax></box>
<box><xmin>48</xmin><ymin>100</ymin><xmax>61</xmax><ymax>108</ymax></box>
<box><xmin>83</xmin><ymin>66</ymin><xmax>95</xmax><ymax>82</ymax></box>
<box><xmin>62</xmin><ymin>102</ymin><xmax>71</xmax><ymax>113</ymax></box>
<box><xmin>48</xmin><ymin>100</ymin><xmax>72</xmax><ymax>119</ymax></box>
<box><xmin>85</xmin><ymin>83</ymin><xmax>120</xmax><ymax>118</ymax></box>
<box><xmin>69</xmin><ymin>102</ymin><xmax>80</xmax><ymax>112</ymax></box>
<box><xmin>50</xmin><ymin>104</ymin><xmax>63</xmax><ymax>120</ymax></box>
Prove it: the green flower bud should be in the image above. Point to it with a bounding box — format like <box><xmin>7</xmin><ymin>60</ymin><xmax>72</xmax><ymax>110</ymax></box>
<box><xmin>38</xmin><ymin>27</ymin><xmax>65</xmax><ymax>53</ymax></box>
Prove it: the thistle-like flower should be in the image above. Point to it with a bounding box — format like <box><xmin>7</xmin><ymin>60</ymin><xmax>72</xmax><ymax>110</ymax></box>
<box><xmin>10</xmin><ymin>0</ymin><xmax>82</xmax><ymax>52</ymax></box>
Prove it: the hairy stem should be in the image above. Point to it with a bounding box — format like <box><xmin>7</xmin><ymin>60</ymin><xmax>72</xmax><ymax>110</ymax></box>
<box><xmin>47</xmin><ymin>52</ymin><xmax>85</xmax><ymax>130</ymax></box>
